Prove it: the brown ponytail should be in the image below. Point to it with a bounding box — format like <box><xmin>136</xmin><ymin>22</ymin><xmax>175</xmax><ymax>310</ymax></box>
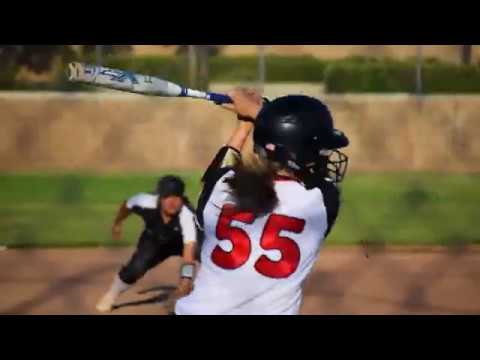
<box><xmin>225</xmin><ymin>155</ymin><xmax>279</xmax><ymax>217</ymax></box>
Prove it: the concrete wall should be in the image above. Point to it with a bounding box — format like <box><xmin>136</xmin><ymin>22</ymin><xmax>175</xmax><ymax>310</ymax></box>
<box><xmin>1</xmin><ymin>92</ymin><xmax>479</xmax><ymax>173</ymax></box>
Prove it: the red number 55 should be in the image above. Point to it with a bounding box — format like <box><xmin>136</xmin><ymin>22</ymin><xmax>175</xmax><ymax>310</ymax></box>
<box><xmin>211</xmin><ymin>204</ymin><xmax>305</xmax><ymax>278</ymax></box>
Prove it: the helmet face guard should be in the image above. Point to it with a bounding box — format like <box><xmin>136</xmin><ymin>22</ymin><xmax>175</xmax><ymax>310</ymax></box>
<box><xmin>254</xmin><ymin>144</ymin><xmax>349</xmax><ymax>184</ymax></box>
<box><xmin>324</xmin><ymin>150</ymin><xmax>349</xmax><ymax>184</ymax></box>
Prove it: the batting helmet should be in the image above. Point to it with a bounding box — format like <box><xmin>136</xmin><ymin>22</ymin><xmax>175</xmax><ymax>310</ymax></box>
<box><xmin>156</xmin><ymin>175</ymin><xmax>185</xmax><ymax>198</ymax></box>
<box><xmin>253</xmin><ymin>95</ymin><xmax>349</xmax><ymax>182</ymax></box>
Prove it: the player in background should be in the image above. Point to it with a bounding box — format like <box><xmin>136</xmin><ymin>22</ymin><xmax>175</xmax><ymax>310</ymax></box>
<box><xmin>175</xmin><ymin>89</ymin><xmax>349</xmax><ymax>315</ymax></box>
<box><xmin>96</xmin><ymin>175</ymin><xmax>198</xmax><ymax>313</ymax></box>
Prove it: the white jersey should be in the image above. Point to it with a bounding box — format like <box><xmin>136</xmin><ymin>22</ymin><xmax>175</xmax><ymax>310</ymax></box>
<box><xmin>176</xmin><ymin>148</ymin><xmax>340</xmax><ymax>314</ymax></box>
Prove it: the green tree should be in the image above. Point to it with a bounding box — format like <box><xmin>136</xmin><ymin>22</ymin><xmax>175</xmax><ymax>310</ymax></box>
<box><xmin>0</xmin><ymin>45</ymin><xmax>75</xmax><ymax>73</ymax></box>
<box><xmin>81</xmin><ymin>45</ymin><xmax>132</xmax><ymax>57</ymax></box>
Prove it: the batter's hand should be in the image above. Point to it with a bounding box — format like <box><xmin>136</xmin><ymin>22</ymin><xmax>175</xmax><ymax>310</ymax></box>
<box><xmin>222</xmin><ymin>88</ymin><xmax>263</xmax><ymax>120</ymax></box>
<box><xmin>112</xmin><ymin>224</ymin><xmax>122</xmax><ymax>241</ymax></box>
<box><xmin>163</xmin><ymin>278</ymin><xmax>193</xmax><ymax>314</ymax></box>
<box><xmin>176</xmin><ymin>277</ymin><xmax>194</xmax><ymax>296</ymax></box>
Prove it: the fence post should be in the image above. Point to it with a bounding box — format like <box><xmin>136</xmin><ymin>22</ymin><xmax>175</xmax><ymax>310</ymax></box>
<box><xmin>416</xmin><ymin>45</ymin><xmax>423</xmax><ymax>98</ymax></box>
<box><xmin>258</xmin><ymin>45</ymin><xmax>266</xmax><ymax>93</ymax></box>
<box><xmin>197</xmin><ymin>46</ymin><xmax>209</xmax><ymax>91</ymax></box>
<box><xmin>188</xmin><ymin>45</ymin><xmax>197</xmax><ymax>88</ymax></box>
<box><xmin>95</xmin><ymin>45</ymin><xmax>103</xmax><ymax>66</ymax></box>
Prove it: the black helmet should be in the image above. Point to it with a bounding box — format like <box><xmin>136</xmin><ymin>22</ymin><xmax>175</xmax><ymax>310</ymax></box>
<box><xmin>156</xmin><ymin>175</ymin><xmax>185</xmax><ymax>198</ymax></box>
<box><xmin>253</xmin><ymin>95</ymin><xmax>349</xmax><ymax>183</ymax></box>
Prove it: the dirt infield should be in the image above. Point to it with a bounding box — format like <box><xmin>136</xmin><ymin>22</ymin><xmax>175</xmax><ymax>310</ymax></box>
<box><xmin>1</xmin><ymin>247</ymin><xmax>479</xmax><ymax>315</ymax></box>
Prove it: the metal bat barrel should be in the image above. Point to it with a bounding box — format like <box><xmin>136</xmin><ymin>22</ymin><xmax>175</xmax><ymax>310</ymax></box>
<box><xmin>67</xmin><ymin>62</ymin><xmax>232</xmax><ymax>105</ymax></box>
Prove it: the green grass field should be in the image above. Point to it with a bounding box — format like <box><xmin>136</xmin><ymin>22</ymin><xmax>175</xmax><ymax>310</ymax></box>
<box><xmin>0</xmin><ymin>172</ymin><xmax>478</xmax><ymax>248</ymax></box>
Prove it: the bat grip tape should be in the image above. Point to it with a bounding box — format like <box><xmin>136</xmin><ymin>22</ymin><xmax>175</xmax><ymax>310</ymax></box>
<box><xmin>208</xmin><ymin>92</ymin><xmax>233</xmax><ymax>105</ymax></box>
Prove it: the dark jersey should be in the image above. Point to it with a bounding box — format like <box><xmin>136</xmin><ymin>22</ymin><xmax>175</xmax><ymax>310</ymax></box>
<box><xmin>126</xmin><ymin>193</ymin><xmax>197</xmax><ymax>246</ymax></box>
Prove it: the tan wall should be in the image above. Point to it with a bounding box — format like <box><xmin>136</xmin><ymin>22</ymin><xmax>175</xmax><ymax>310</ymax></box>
<box><xmin>1</xmin><ymin>92</ymin><xmax>479</xmax><ymax>173</ymax></box>
<box><xmin>132</xmin><ymin>45</ymin><xmax>480</xmax><ymax>64</ymax></box>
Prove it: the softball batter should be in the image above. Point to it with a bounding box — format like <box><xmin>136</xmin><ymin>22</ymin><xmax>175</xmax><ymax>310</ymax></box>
<box><xmin>175</xmin><ymin>89</ymin><xmax>349</xmax><ymax>315</ymax></box>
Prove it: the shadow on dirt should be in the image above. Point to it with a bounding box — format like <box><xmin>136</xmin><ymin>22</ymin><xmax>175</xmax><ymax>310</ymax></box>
<box><xmin>112</xmin><ymin>285</ymin><xmax>176</xmax><ymax>311</ymax></box>
<box><xmin>137</xmin><ymin>285</ymin><xmax>176</xmax><ymax>295</ymax></box>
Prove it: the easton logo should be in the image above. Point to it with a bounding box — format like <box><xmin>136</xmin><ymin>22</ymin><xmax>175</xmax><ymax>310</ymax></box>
<box><xmin>100</xmin><ymin>69</ymin><xmax>139</xmax><ymax>84</ymax></box>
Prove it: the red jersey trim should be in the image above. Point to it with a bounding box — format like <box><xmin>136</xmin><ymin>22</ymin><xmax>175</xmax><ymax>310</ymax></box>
<box><xmin>274</xmin><ymin>175</ymin><xmax>300</xmax><ymax>183</ymax></box>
